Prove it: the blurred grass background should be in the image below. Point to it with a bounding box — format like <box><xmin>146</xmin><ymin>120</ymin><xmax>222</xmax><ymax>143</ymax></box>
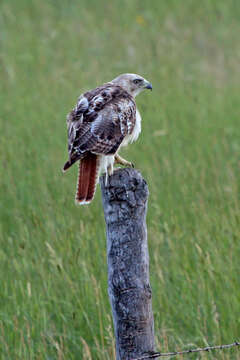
<box><xmin>1</xmin><ymin>0</ymin><xmax>240</xmax><ymax>359</ymax></box>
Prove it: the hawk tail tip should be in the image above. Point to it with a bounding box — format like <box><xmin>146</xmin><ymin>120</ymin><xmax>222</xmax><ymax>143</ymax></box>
<box><xmin>75</xmin><ymin>198</ymin><xmax>91</xmax><ymax>206</ymax></box>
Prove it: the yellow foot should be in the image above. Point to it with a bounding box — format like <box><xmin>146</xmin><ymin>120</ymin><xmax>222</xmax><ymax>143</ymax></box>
<box><xmin>104</xmin><ymin>163</ymin><xmax>114</xmax><ymax>186</ymax></box>
<box><xmin>107</xmin><ymin>163</ymin><xmax>114</xmax><ymax>176</ymax></box>
<box><xmin>114</xmin><ymin>154</ymin><xmax>134</xmax><ymax>168</ymax></box>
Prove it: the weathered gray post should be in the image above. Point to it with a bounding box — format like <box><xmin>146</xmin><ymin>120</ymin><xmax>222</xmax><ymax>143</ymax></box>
<box><xmin>100</xmin><ymin>168</ymin><xmax>155</xmax><ymax>360</ymax></box>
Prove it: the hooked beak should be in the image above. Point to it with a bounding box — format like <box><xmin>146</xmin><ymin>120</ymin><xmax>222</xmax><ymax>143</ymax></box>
<box><xmin>145</xmin><ymin>82</ymin><xmax>153</xmax><ymax>90</ymax></box>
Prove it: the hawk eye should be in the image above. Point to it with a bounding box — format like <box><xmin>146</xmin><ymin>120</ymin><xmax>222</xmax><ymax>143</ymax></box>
<box><xmin>133</xmin><ymin>78</ymin><xmax>142</xmax><ymax>84</ymax></box>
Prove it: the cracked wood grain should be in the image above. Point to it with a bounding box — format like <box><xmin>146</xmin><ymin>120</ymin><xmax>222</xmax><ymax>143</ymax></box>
<box><xmin>100</xmin><ymin>168</ymin><xmax>155</xmax><ymax>360</ymax></box>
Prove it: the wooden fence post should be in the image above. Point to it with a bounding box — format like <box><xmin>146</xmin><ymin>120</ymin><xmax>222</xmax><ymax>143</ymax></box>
<box><xmin>100</xmin><ymin>168</ymin><xmax>155</xmax><ymax>360</ymax></box>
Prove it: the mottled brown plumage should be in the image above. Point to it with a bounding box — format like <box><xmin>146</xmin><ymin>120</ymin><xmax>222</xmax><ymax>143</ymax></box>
<box><xmin>63</xmin><ymin>73</ymin><xmax>152</xmax><ymax>205</ymax></box>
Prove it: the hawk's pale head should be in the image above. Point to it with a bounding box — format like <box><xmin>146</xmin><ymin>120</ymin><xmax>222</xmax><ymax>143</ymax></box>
<box><xmin>111</xmin><ymin>73</ymin><xmax>152</xmax><ymax>97</ymax></box>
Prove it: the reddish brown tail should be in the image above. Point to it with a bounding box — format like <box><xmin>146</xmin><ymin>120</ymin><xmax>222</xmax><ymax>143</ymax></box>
<box><xmin>75</xmin><ymin>154</ymin><xmax>100</xmax><ymax>205</ymax></box>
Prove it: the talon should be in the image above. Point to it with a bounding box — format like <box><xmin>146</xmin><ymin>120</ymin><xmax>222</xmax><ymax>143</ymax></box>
<box><xmin>114</xmin><ymin>154</ymin><xmax>134</xmax><ymax>168</ymax></box>
<box><xmin>107</xmin><ymin>168</ymin><xmax>113</xmax><ymax>176</ymax></box>
<box><xmin>107</xmin><ymin>163</ymin><xmax>114</xmax><ymax>176</ymax></box>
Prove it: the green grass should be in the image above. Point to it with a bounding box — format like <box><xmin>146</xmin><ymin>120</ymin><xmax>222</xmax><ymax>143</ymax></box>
<box><xmin>1</xmin><ymin>0</ymin><xmax>240</xmax><ymax>358</ymax></box>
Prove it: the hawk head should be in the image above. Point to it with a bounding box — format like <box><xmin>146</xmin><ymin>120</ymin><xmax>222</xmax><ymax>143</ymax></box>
<box><xmin>111</xmin><ymin>73</ymin><xmax>152</xmax><ymax>97</ymax></box>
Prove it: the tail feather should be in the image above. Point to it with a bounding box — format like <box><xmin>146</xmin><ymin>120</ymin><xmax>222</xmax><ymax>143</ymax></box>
<box><xmin>75</xmin><ymin>154</ymin><xmax>100</xmax><ymax>205</ymax></box>
<box><xmin>86</xmin><ymin>156</ymin><xmax>100</xmax><ymax>202</ymax></box>
<box><xmin>76</xmin><ymin>156</ymin><xmax>92</xmax><ymax>203</ymax></box>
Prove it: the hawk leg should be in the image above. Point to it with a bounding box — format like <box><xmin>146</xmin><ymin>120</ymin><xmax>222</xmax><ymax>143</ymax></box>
<box><xmin>104</xmin><ymin>162</ymin><xmax>114</xmax><ymax>186</ymax></box>
<box><xmin>107</xmin><ymin>162</ymin><xmax>114</xmax><ymax>176</ymax></box>
<box><xmin>114</xmin><ymin>154</ymin><xmax>134</xmax><ymax>168</ymax></box>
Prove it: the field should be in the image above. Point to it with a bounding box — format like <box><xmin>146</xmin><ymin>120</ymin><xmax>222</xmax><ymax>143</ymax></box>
<box><xmin>1</xmin><ymin>0</ymin><xmax>240</xmax><ymax>359</ymax></box>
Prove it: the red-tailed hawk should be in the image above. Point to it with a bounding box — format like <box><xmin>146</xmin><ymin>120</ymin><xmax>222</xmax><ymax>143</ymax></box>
<box><xmin>63</xmin><ymin>73</ymin><xmax>152</xmax><ymax>205</ymax></box>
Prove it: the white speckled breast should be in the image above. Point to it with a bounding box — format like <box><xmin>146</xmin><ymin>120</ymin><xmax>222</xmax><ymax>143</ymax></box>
<box><xmin>121</xmin><ymin>108</ymin><xmax>141</xmax><ymax>147</ymax></box>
